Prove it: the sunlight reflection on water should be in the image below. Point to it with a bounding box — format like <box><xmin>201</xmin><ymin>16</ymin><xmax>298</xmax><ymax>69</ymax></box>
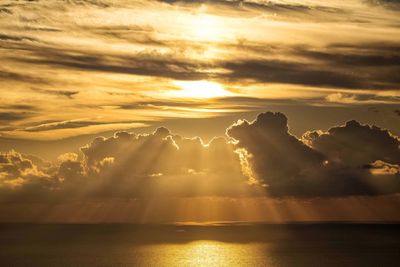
<box><xmin>133</xmin><ymin>241</ymin><xmax>274</xmax><ymax>267</ymax></box>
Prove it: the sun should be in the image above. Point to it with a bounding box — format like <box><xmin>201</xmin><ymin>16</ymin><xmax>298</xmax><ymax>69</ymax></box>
<box><xmin>172</xmin><ymin>80</ymin><xmax>232</xmax><ymax>98</ymax></box>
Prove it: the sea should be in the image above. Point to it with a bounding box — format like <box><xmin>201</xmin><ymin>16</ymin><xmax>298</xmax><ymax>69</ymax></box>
<box><xmin>0</xmin><ymin>223</ymin><xmax>399</xmax><ymax>267</ymax></box>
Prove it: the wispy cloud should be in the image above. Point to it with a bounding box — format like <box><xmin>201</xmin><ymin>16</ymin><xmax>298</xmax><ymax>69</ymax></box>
<box><xmin>0</xmin><ymin>0</ymin><xmax>399</xmax><ymax>140</ymax></box>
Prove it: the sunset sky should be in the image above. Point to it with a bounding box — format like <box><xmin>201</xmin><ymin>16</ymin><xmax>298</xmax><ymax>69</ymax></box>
<box><xmin>0</xmin><ymin>0</ymin><xmax>399</xmax><ymax>223</ymax></box>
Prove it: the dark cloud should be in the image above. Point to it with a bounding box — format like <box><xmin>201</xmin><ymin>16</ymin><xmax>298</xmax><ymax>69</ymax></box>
<box><xmin>227</xmin><ymin>112</ymin><xmax>400</xmax><ymax>197</ymax></box>
<box><xmin>7</xmin><ymin>38</ymin><xmax>400</xmax><ymax>90</ymax></box>
<box><xmin>32</xmin><ymin>88</ymin><xmax>79</xmax><ymax>98</ymax></box>
<box><xmin>296</xmin><ymin>46</ymin><xmax>400</xmax><ymax>67</ymax></box>
<box><xmin>227</xmin><ymin>112</ymin><xmax>329</xmax><ymax>196</ymax></box>
<box><xmin>0</xmin><ymin>7</ymin><xmax>12</xmax><ymax>14</ymax></box>
<box><xmin>0</xmin><ymin>33</ymin><xmax>37</xmax><ymax>42</ymax></box>
<box><xmin>16</xmin><ymin>47</ymin><xmax>212</xmax><ymax>81</ymax></box>
<box><xmin>0</xmin><ymin>70</ymin><xmax>46</xmax><ymax>84</ymax></box>
<box><xmin>0</xmin><ymin>112</ymin><xmax>34</xmax><ymax>122</ymax></box>
<box><xmin>303</xmin><ymin>120</ymin><xmax>400</xmax><ymax>166</ymax></box>
<box><xmin>221</xmin><ymin>59</ymin><xmax>364</xmax><ymax>89</ymax></box>
<box><xmin>85</xmin><ymin>25</ymin><xmax>164</xmax><ymax>46</ymax></box>
<box><xmin>0</xmin><ymin>104</ymin><xmax>37</xmax><ymax>111</ymax></box>
<box><xmin>219</xmin><ymin>42</ymin><xmax>400</xmax><ymax>89</ymax></box>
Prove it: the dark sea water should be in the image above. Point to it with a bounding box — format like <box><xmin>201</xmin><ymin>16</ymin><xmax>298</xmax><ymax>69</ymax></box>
<box><xmin>0</xmin><ymin>223</ymin><xmax>399</xmax><ymax>267</ymax></box>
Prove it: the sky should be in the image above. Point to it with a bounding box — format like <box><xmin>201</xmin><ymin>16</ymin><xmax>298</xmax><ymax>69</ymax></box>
<box><xmin>0</xmin><ymin>0</ymin><xmax>399</xmax><ymax>223</ymax></box>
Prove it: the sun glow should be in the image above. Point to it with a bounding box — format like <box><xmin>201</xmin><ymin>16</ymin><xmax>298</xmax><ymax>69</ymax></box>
<box><xmin>172</xmin><ymin>80</ymin><xmax>232</xmax><ymax>98</ymax></box>
<box><xmin>192</xmin><ymin>14</ymin><xmax>225</xmax><ymax>41</ymax></box>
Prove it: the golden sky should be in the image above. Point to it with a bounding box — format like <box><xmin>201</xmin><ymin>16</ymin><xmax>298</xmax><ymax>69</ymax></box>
<box><xmin>0</xmin><ymin>0</ymin><xmax>399</xmax><ymax>222</ymax></box>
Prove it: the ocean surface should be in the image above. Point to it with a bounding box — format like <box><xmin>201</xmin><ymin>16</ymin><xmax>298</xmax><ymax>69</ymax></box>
<box><xmin>0</xmin><ymin>223</ymin><xmax>399</xmax><ymax>267</ymax></box>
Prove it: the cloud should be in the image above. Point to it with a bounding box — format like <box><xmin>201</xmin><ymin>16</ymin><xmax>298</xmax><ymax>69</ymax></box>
<box><xmin>17</xmin><ymin>47</ymin><xmax>211</xmax><ymax>81</ymax></box>
<box><xmin>297</xmin><ymin>44</ymin><xmax>400</xmax><ymax>67</ymax></box>
<box><xmin>366</xmin><ymin>0</ymin><xmax>400</xmax><ymax>9</ymax></box>
<box><xmin>324</xmin><ymin>92</ymin><xmax>399</xmax><ymax>105</ymax></box>
<box><xmin>2</xmin><ymin>122</ymin><xmax>148</xmax><ymax>141</ymax></box>
<box><xmin>221</xmin><ymin>59</ymin><xmax>364</xmax><ymax>89</ymax></box>
<box><xmin>79</xmin><ymin>127</ymin><xmax>248</xmax><ymax>198</ymax></box>
<box><xmin>219</xmin><ymin>42</ymin><xmax>400</xmax><ymax>90</ymax></box>
<box><xmin>158</xmin><ymin>0</ymin><xmax>351</xmax><ymax>22</ymax></box>
<box><xmin>303</xmin><ymin>120</ymin><xmax>400</xmax><ymax>166</ymax></box>
<box><xmin>0</xmin><ymin>112</ymin><xmax>34</xmax><ymax>122</ymax></box>
<box><xmin>118</xmin><ymin>100</ymin><xmax>205</xmax><ymax>110</ymax></box>
<box><xmin>32</xmin><ymin>88</ymin><xmax>79</xmax><ymax>99</ymax></box>
<box><xmin>0</xmin><ymin>70</ymin><xmax>46</xmax><ymax>84</ymax></box>
<box><xmin>227</xmin><ymin>112</ymin><xmax>328</xmax><ymax>196</ymax></box>
<box><xmin>0</xmin><ymin>111</ymin><xmax>399</xmax><ymax>201</ymax></box>
<box><xmin>84</xmin><ymin>24</ymin><xmax>163</xmax><ymax>45</ymax></box>
<box><xmin>7</xmin><ymin>23</ymin><xmax>400</xmax><ymax>91</ymax></box>
<box><xmin>64</xmin><ymin>0</ymin><xmax>112</xmax><ymax>8</ymax></box>
<box><xmin>0</xmin><ymin>33</ymin><xmax>37</xmax><ymax>42</ymax></box>
<box><xmin>56</xmin><ymin>152</ymin><xmax>86</xmax><ymax>184</ymax></box>
<box><xmin>24</xmin><ymin>120</ymin><xmax>123</xmax><ymax>132</ymax></box>
<box><xmin>15</xmin><ymin>43</ymin><xmax>400</xmax><ymax>90</ymax></box>
<box><xmin>325</xmin><ymin>93</ymin><xmax>357</xmax><ymax>104</ymax></box>
<box><xmin>0</xmin><ymin>7</ymin><xmax>12</xmax><ymax>15</ymax></box>
<box><xmin>0</xmin><ymin>150</ymin><xmax>52</xmax><ymax>195</ymax></box>
<box><xmin>227</xmin><ymin>112</ymin><xmax>400</xmax><ymax>197</ymax></box>
<box><xmin>367</xmin><ymin>160</ymin><xmax>400</xmax><ymax>175</ymax></box>
<box><xmin>0</xmin><ymin>126</ymin><xmax>248</xmax><ymax>201</ymax></box>
<box><xmin>226</xmin><ymin>41</ymin><xmax>400</xmax><ymax>89</ymax></box>
<box><xmin>0</xmin><ymin>104</ymin><xmax>37</xmax><ymax>111</ymax></box>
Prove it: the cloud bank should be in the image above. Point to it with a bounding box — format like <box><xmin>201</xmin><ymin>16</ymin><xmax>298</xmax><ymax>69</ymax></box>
<box><xmin>1</xmin><ymin>111</ymin><xmax>399</xmax><ymax>202</ymax></box>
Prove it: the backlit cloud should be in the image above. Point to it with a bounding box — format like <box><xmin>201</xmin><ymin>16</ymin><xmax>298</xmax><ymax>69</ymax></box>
<box><xmin>0</xmin><ymin>112</ymin><xmax>398</xmax><ymax>203</ymax></box>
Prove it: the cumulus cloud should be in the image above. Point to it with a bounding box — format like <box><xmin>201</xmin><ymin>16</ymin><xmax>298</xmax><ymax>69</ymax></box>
<box><xmin>303</xmin><ymin>120</ymin><xmax>400</xmax><ymax>166</ymax></box>
<box><xmin>0</xmin><ymin>126</ymin><xmax>250</xmax><ymax>202</ymax></box>
<box><xmin>0</xmin><ymin>111</ymin><xmax>399</xmax><ymax>201</ymax></box>
<box><xmin>0</xmin><ymin>150</ymin><xmax>56</xmax><ymax>203</ymax></box>
<box><xmin>227</xmin><ymin>112</ymin><xmax>400</xmax><ymax>197</ymax></box>
<box><xmin>79</xmin><ymin>127</ymin><xmax>248</xmax><ymax>198</ymax></box>
<box><xmin>0</xmin><ymin>150</ymin><xmax>50</xmax><ymax>188</ymax></box>
<box><xmin>226</xmin><ymin>112</ymin><xmax>325</xmax><ymax>193</ymax></box>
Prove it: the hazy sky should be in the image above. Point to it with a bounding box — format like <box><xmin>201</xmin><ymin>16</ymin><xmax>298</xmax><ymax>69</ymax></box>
<box><xmin>0</xmin><ymin>0</ymin><xmax>399</xmax><ymax>222</ymax></box>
